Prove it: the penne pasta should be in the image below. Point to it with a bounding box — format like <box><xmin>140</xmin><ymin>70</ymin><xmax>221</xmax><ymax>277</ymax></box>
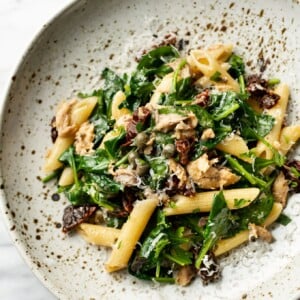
<box><xmin>44</xmin><ymin>136</ymin><xmax>74</xmax><ymax>172</ymax></box>
<box><xmin>111</xmin><ymin>91</ymin><xmax>131</xmax><ymax>120</ymax></box>
<box><xmin>77</xmin><ymin>223</ymin><xmax>120</xmax><ymax>247</ymax></box>
<box><xmin>105</xmin><ymin>197</ymin><xmax>159</xmax><ymax>272</ymax></box>
<box><xmin>71</xmin><ymin>96</ymin><xmax>98</xmax><ymax>127</ymax></box>
<box><xmin>216</xmin><ymin>134</ymin><xmax>251</xmax><ymax>162</ymax></box>
<box><xmin>187</xmin><ymin>50</ymin><xmax>239</xmax><ymax>92</ymax></box>
<box><xmin>44</xmin><ymin>97</ymin><xmax>97</xmax><ymax>172</ymax></box>
<box><xmin>58</xmin><ymin>167</ymin><xmax>74</xmax><ymax>186</ymax></box>
<box><xmin>255</xmin><ymin>84</ymin><xmax>289</xmax><ymax>159</ymax></box>
<box><xmin>279</xmin><ymin>125</ymin><xmax>300</xmax><ymax>155</ymax></box>
<box><xmin>163</xmin><ymin>188</ymin><xmax>260</xmax><ymax>216</ymax></box>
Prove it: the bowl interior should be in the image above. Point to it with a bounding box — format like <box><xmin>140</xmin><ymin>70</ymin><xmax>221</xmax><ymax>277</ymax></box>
<box><xmin>1</xmin><ymin>0</ymin><xmax>300</xmax><ymax>299</ymax></box>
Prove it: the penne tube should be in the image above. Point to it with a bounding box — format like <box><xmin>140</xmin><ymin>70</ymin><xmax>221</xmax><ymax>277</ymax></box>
<box><xmin>279</xmin><ymin>125</ymin><xmax>300</xmax><ymax>155</ymax></box>
<box><xmin>71</xmin><ymin>96</ymin><xmax>98</xmax><ymax>127</ymax></box>
<box><xmin>255</xmin><ymin>83</ymin><xmax>289</xmax><ymax>159</ymax></box>
<box><xmin>163</xmin><ymin>188</ymin><xmax>260</xmax><ymax>216</ymax></box>
<box><xmin>187</xmin><ymin>50</ymin><xmax>239</xmax><ymax>92</ymax></box>
<box><xmin>216</xmin><ymin>134</ymin><xmax>251</xmax><ymax>162</ymax></box>
<box><xmin>214</xmin><ymin>202</ymin><xmax>283</xmax><ymax>256</ymax></box>
<box><xmin>58</xmin><ymin>167</ymin><xmax>74</xmax><ymax>186</ymax></box>
<box><xmin>44</xmin><ymin>97</ymin><xmax>97</xmax><ymax>173</ymax></box>
<box><xmin>77</xmin><ymin>223</ymin><xmax>120</xmax><ymax>247</ymax></box>
<box><xmin>206</xmin><ymin>44</ymin><xmax>233</xmax><ymax>62</ymax></box>
<box><xmin>105</xmin><ymin>197</ymin><xmax>159</xmax><ymax>272</ymax></box>
<box><xmin>111</xmin><ymin>91</ymin><xmax>131</xmax><ymax>121</ymax></box>
<box><xmin>44</xmin><ymin>136</ymin><xmax>73</xmax><ymax>172</ymax></box>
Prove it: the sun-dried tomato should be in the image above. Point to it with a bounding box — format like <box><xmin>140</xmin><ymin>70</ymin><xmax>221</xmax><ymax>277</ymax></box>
<box><xmin>62</xmin><ymin>205</ymin><xmax>97</xmax><ymax>233</ymax></box>
<box><xmin>125</xmin><ymin>107</ymin><xmax>151</xmax><ymax>142</ymax></box>
<box><xmin>50</xmin><ymin>116</ymin><xmax>58</xmax><ymax>143</ymax></box>
<box><xmin>175</xmin><ymin>139</ymin><xmax>193</xmax><ymax>165</ymax></box>
<box><xmin>193</xmin><ymin>89</ymin><xmax>210</xmax><ymax>107</ymax></box>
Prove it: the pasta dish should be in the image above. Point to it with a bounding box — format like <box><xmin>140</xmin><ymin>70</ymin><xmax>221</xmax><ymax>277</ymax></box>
<box><xmin>43</xmin><ymin>43</ymin><xmax>300</xmax><ymax>285</ymax></box>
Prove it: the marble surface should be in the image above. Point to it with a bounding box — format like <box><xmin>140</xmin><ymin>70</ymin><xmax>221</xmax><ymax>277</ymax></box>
<box><xmin>0</xmin><ymin>1</ymin><xmax>73</xmax><ymax>299</ymax></box>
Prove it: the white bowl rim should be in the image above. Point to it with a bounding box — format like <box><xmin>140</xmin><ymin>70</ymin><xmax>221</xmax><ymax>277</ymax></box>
<box><xmin>0</xmin><ymin>1</ymin><xmax>78</xmax><ymax>298</ymax></box>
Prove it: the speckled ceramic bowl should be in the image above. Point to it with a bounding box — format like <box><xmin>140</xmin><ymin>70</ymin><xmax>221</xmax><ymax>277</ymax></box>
<box><xmin>1</xmin><ymin>0</ymin><xmax>300</xmax><ymax>299</ymax></box>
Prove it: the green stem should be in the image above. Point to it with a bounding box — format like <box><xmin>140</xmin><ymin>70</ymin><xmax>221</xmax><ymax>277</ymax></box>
<box><xmin>163</xmin><ymin>253</ymin><xmax>186</xmax><ymax>266</ymax></box>
<box><xmin>195</xmin><ymin>237</ymin><xmax>215</xmax><ymax>269</ymax></box>
<box><xmin>41</xmin><ymin>169</ymin><xmax>61</xmax><ymax>183</ymax></box>
<box><xmin>214</xmin><ymin>103</ymin><xmax>240</xmax><ymax>121</ymax></box>
<box><xmin>174</xmin><ymin>100</ymin><xmax>193</xmax><ymax>106</ymax></box>
<box><xmin>171</xmin><ymin>59</ymin><xmax>187</xmax><ymax>93</ymax></box>
<box><xmin>268</xmin><ymin>78</ymin><xmax>280</xmax><ymax>86</ymax></box>
<box><xmin>114</xmin><ymin>151</ymin><xmax>130</xmax><ymax>168</ymax></box>
<box><xmin>226</xmin><ymin>155</ymin><xmax>267</xmax><ymax>189</ymax></box>
<box><xmin>238</xmin><ymin>74</ymin><xmax>246</xmax><ymax>94</ymax></box>
<box><xmin>153</xmin><ymin>277</ymin><xmax>175</xmax><ymax>284</ymax></box>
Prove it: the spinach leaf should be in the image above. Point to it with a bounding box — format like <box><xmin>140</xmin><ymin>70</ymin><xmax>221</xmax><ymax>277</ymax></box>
<box><xmin>234</xmin><ymin>194</ymin><xmax>274</xmax><ymax>229</ymax></box>
<box><xmin>76</xmin><ymin>149</ymin><xmax>110</xmax><ymax>174</ymax></box>
<box><xmin>86</xmin><ymin>173</ymin><xmax>123</xmax><ymax>196</ymax></box>
<box><xmin>101</xmin><ymin>68</ymin><xmax>125</xmax><ymax>118</ymax></box>
<box><xmin>155</xmin><ymin>132</ymin><xmax>175</xmax><ymax>145</ymax></box>
<box><xmin>276</xmin><ymin>213</ymin><xmax>292</xmax><ymax>226</ymax></box>
<box><xmin>140</xmin><ymin>211</ymin><xmax>170</xmax><ymax>262</ymax></box>
<box><xmin>91</xmin><ymin>115</ymin><xmax>112</xmax><ymax>147</ymax></box>
<box><xmin>209</xmin><ymin>91</ymin><xmax>240</xmax><ymax>121</ymax></box>
<box><xmin>137</xmin><ymin>45</ymin><xmax>179</xmax><ymax>70</ymax></box>
<box><xmin>228</xmin><ymin>54</ymin><xmax>245</xmax><ymax>78</ymax></box>
<box><xmin>122</xmin><ymin>70</ymin><xmax>155</xmax><ymax>111</ymax></box>
<box><xmin>192</xmin><ymin>126</ymin><xmax>231</xmax><ymax>159</ymax></box>
<box><xmin>237</xmin><ymin>98</ymin><xmax>275</xmax><ymax>139</ymax></box>
<box><xmin>104</xmin><ymin>127</ymin><xmax>126</xmax><ymax>159</ymax></box>
<box><xmin>80</xmin><ymin>90</ymin><xmax>114</xmax><ymax>146</ymax></box>
<box><xmin>228</xmin><ymin>54</ymin><xmax>246</xmax><ymax>93</ymax></box>
<box><xmin>160</xmin><ymin>77</ymin><xmax>195</xmax><ymax>106</ymax></box>
<box><xmin>195</xmin><ymin>192</ymin><xmax>239</xmax><ymax>268</ymax></box>
<box><xmin>59</xmin><ymin>146</ymin><xmax>79</xmax><ymax>185</ymax></box>
<box><xmin>186</xmin><ymin>105</ymin><xmax>214</xmax><ymax>128</ymax></box>
<box><xmin>121</xmin><ymin>46</ymin><xmax>180</xmax><ymax>111</ymax></box>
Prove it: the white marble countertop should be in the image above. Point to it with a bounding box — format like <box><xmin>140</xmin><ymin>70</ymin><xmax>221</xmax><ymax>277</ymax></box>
<box><xmin>0</xmin><ymin>1</ymin><xmax>73</xmax><ymax>299</ymax></box>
